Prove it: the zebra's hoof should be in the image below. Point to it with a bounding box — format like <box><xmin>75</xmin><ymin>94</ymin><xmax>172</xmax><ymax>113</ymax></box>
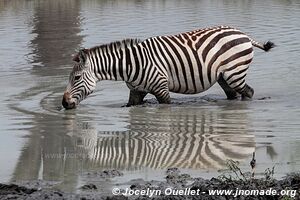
<box><xmin>241</xmin><ymin>95</ymin><xmax>252</xmax><ymax>101</ymax></box>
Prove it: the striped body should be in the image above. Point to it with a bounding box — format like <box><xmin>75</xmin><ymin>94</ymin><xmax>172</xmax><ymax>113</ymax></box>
<box><xmin>137</xmin><ymin>26</ymin><xmax>253</xmax><ymax>94</ymax></box>
<box><xmin>62</xmin><ymin>26</ymin><xmax>274</xmax><ymax>109</ymax></box>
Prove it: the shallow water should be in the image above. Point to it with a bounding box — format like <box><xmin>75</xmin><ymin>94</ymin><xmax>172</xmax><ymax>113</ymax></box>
<box><xmin>0</xmin><ymin>0</ymin><xmax>300</xmax><ymax>193</ymax></box>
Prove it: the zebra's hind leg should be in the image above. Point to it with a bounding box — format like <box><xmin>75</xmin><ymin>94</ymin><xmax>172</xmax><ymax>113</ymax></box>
<box><xmin>222</xmin><ymin>70</ymin><xmax>254</xmax><ymax>100</ymax></box>
<box><xmin>126</xmin><ymin>90</ymin><xmax>148</xmax><ymax>107</ymax></box>
<box><xmin>240</xmin><ymin>84</ymin><xmax>254</xmax><ymax>100</ymax></box>
<box><xmin>230</xmin><ymin>82</ymin><xmax>254</xmax><ymax>100</ymax></box>
<box><xmin>217</xmin><ymin>75</ymin><xmax>238</xmax><ymax>100</ymax></box>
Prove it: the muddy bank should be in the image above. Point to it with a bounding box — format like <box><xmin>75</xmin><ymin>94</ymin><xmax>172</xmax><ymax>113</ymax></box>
<box><xmin>1</xmin><ymin>169</ymin><xmax>299</xmax><ymax>200</ymax></box>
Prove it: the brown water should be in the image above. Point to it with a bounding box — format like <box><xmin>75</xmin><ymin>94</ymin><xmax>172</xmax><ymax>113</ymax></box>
<box><xmin>0</xmin><ymin>0</ymin><xmax>300</xmax><ymax>193</ymax></box>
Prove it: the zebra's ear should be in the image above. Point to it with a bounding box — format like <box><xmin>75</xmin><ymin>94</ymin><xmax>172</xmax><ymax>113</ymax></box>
<box><xmin>73</xmin><ymin>49</ymin><xmax>88</xmax><ymax>64</ymax></box>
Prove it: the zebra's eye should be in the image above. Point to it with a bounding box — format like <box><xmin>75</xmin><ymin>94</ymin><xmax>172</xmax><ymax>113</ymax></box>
<box><xmin>74</xmin><ymin>75</ymin><xmax>81</xmax><ymax>81</ymax></box>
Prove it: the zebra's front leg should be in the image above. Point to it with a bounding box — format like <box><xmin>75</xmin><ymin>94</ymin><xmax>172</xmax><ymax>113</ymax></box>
<box><xmin>126</xmin><ymin>90</ymin><xmax>147</xmax><ymax>107</ymax></box>
<box><xmin>151</xmin><ymin>83</ymin><xmax>171</xmax><ymax>104</ymax></box>
<box><xmin>155</xmin><ymin>92</ymin><xmax>171</xmax><ymax>104</ymax></box>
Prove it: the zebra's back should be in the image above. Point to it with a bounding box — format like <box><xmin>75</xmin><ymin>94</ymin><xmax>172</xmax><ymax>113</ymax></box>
<box><xmin>144</xmin><ymin>26</ymin><xmax>254</xmax><ymax>94</ymax></box>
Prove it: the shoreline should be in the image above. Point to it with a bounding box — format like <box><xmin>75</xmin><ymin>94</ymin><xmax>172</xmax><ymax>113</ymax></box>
<box><xmin>1</xmin><ymin>168</ymin><xmax>299</xmax><ymax>200</ymax></box>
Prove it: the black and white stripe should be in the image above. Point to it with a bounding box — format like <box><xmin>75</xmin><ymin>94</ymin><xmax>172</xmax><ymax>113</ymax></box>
<box><xmin>63</xmin><ymin>25</ymin><xmax>274</xmax><ymax>108</ymax></box>
<box><xmin>77</xmin><ymin>131</ymin><xmax>254</xmax><ymax>169</ymax></box>
<box><xmin>72</xmin><ymin>109</ymin><xmax>255</xmax><ymax>170</ymax></box>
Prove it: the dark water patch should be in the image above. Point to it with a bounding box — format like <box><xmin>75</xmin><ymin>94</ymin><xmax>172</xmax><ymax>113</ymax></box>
<box><xmin>85</xmin><ymin>169</ymin><xmax>124</xmax><ymax>179</ymax></box>
<box><xmin>79</xmin><ymin>183</ymin><xmax>97</xmax><ymax>190</ymax></box>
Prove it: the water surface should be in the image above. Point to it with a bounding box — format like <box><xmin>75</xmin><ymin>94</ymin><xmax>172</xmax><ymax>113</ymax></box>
<box><xmin>0</xmin><ymin>0</ymin><xmax>300</xmax><ymax>193</ymax></box>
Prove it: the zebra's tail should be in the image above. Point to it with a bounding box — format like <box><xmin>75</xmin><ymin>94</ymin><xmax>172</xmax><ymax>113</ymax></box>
<box><xmin>250</xmin><ymin>38</ymin><xmax>275</xmax><ymax>52</ymax></box>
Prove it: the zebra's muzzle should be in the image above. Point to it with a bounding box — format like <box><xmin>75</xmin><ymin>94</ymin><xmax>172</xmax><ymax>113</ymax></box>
<box><xmin>62</xmin><ymin>92</ymin><xmax>76</xmax><ymax>109</ymax></box>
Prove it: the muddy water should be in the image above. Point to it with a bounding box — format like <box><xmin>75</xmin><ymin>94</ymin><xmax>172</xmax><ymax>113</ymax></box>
<box><xmin>0</xmin><ymin>0</ymin><xmax>300</xmax><ymax>193</ymax></box>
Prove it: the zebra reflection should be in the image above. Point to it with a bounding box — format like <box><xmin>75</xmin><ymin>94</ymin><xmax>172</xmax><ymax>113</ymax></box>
<box><xmin>72</xmin><ymin>106</ymin><xmax>255</xmax><ymax>170</ymax></box>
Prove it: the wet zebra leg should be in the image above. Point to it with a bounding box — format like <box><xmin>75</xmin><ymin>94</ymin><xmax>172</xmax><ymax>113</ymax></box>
<box><xmin>222</xmin><ymin>65</ymin><xmax>254</xmax><ymax>100</ymax></box>
<box><xmin>146</xmin><ymin>78</ymin><xmax>171</xmax><ymax>104</ymax></box>
<box><xmin>217</xmin><ymin>75</ymin><xmax>238</xmax><ymax>100</ymax></box>
<box><xmin>151</xmin><ymin>85</ymin><xmax>171</xmax><ymax>104</ymax></box>
<box><xmin>126</xmin><ymin>90</ymin><xmax>147</xmax><ymax>107</ymax></box>
<box><xmin>154</xmin><ymin>91</ymin><xmax>171</xmax><ymax>104</ymax></box>
<box><xmin>240</xmin><ymin>84</ymin><xmax>254</xmax><ymax>100</ymax></box>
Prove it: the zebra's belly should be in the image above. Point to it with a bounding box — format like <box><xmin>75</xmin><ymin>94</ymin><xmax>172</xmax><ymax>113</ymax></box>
<box><xmin>168</xmin><ymin>77</ymin><xmax>217</xmax><ymax>94</ymax></box>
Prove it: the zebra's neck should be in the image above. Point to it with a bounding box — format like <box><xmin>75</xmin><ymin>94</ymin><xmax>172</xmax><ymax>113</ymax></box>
<box><xmin>86</xmin><ymin>39</ymin><xmax>143</xmax><ymax>82</ymax></box>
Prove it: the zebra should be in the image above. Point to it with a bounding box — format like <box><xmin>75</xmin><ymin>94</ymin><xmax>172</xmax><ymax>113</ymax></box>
<box><xmin>62</xmin><ymin>25</ymin><xmax>274</xmax><ymax>109</ymax></box>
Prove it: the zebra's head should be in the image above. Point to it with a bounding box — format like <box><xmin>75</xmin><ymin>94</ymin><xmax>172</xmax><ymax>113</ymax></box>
<box><xmin>62</xmin><ymin>49</ymin><xmax>96</xmax><ymax>109</ymax></box>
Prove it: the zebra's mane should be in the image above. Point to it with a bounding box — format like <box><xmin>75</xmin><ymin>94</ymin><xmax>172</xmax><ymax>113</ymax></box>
<box><xmin>73</xmin><ymin>38</ymin><xmax>142</xmax><ymax>63</ymax></box>
<box><xmin>88</xmin><ymin>38</ymin><xmax>142</xmax><ymax>53</ymax></box>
